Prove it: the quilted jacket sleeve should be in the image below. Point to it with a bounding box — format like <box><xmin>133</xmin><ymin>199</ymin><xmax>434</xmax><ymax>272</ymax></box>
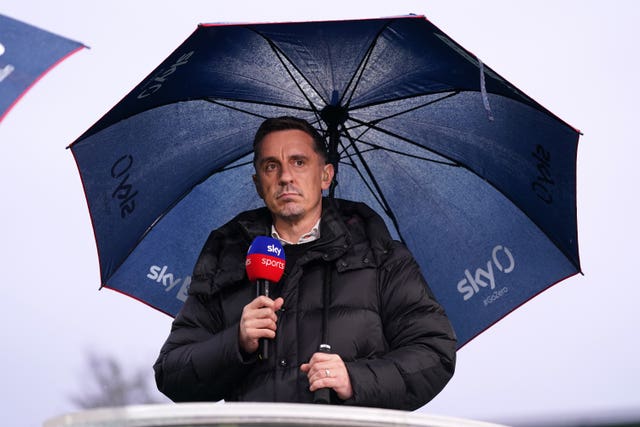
<box><xmin>344</xmin><ymin>242</ymin><xmax>457</xmax><ymax>410</ymax></box>
<box><xmin>153</xmin><ymin>231</ymin><xmax>254</xmax><ymax>402</ymax></box>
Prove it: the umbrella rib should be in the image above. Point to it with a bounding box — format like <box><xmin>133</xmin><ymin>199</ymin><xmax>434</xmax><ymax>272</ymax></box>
<box><xmin>204</xmin><ymin>97</ymin><xmax>314</xmax><ymax>117</ymax></box>
<box><xmin>354</xmin><ymin>91</ymin><xmax>460</xmax><ymax>123</ymax></box>
<box><xmin>121</xmin><ymin>163</ymin><xmax>243</xmax><ymax>255</ymax></box>
<box><xmin>336</xmin><ymin>147</ymin><xmax>384</xmax><ymax>208</ymax></box>
<box><xmin>347</xmin><ymin>115</ymin><xmax>465</xmax><ymax>167</ymax></box>
<box><xmin>109</xmin><ymin>148</ymin><xmax>260</xmax><ymax>285</ymax></box>
<box><xmin>340</xmin><ymin>127</ymin><xmax>406</xmax><ymax>244</ymax></box>
<box><xmin>342</xmin><ymin>91</ymin><xmax>464</xmax><ymax>167</ymax></box>
<box><xmin>350</xmin><ymin>90</ymin><xmax>461</xmax><ymax>115</ymax></box>
<box><xmin>219</xmin><ymin>159</ymin><xmax>253</xmax><ymax>171</ymax></box>
<box><xmin>203</xmin><ymin>98</ymin><xmax>329</xmax><ymax>145</ymax></box>
<box><xmin>247</xmin><ymin>27</ymin><xmax>327</xmax><ymax>117</ymax></box>
<box><xmin>340</xmin><ymin>19</ymin><xmax>398</xmax><ymax>108</ymax></box>
<box><xmin>347</xmin><ymin>141</ymin><xmax>458</xmax><ymax>167</ymax></box>
<box><xmin>350</xmin><ymin>118</ymin><xmax>581</xmax><ymax>273</ymax></box>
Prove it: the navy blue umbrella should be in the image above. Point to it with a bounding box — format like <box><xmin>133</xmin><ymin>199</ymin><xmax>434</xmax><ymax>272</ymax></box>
<box><xmin>70</xmin><ymin>15</ymin><xmax>581</xmax><ymax>347</ymax></box>
<box><xmin>0</xmin><ymin>14</ymin><xmax>85</xmax><ymax>124</ymax></box>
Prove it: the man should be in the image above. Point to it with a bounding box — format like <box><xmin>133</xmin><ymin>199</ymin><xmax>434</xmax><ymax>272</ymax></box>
<box><xmin>154</xmin><ymin>116</ymin><xmax>456</xmax><ymax>410</ymax></box>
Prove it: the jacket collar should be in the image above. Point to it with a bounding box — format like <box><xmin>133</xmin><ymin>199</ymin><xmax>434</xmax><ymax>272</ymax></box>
<box><xmin>208</xmin><ymin>198</ymin><xmax>392</xmax><ymax>293</ymax></box>
<box><xmin>236</xmin><ymin>198</ymin><xmax>352</xmax><ymax>251</ymax></box>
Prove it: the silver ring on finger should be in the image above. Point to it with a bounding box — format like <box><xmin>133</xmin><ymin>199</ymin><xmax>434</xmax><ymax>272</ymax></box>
<box><xmin>325</xmin><ymin>368</ymin><xmax>331</xmax><ymax>378</ymax></box>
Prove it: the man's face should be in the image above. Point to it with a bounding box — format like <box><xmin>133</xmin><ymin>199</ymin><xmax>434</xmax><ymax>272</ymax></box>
<box><xmin>253</xmin><ymin>129</ymin><xmax>333</xmax><ymax>224</ymax></box>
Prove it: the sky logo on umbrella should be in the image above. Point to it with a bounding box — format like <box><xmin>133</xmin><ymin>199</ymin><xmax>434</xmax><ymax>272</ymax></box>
<box><xmin>457</xmin><ymin>245</ymin><xmax>515</xmax><ymax>302</ymax></box>
<box><xmin>110</xmin><ymin>154</ymin><xmax>139</xmax><ymax>218</ymax></box>
<box><xmin>147</xmin><ymin>264</ymin><xmax>190</xmax><ymax>302</ymax></box>
<box><xmin>531</xmin><ymin>144</ymin><xmax>555</xmax><ymax>204</ymax></box>
<box><xmin>0</xmin><ymin>43</ymin><xmax>16</xmax><ymax>82</ymax></box>
<box><xmin>137</xmin><ymin>51</ymin><xmax>194</xmax><ymax>99</ymax></box>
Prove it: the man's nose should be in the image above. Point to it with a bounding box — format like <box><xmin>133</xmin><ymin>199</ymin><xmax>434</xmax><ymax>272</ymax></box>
<box><xmin>279</xmin><ymin>163</ymin><xmax>294</xmax><ymax>183</ymax></box>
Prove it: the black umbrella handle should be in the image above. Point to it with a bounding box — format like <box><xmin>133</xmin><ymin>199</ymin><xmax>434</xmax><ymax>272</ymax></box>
<box><xmin>313</xmin><ymin>343</ymin><xmax>332</xmax><ymax>404</ymax></box>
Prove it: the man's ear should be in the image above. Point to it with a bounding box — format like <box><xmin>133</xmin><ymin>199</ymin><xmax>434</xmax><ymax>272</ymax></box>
<box><xmin>253</xmin><ymin>174</ymin><xmax>264</xmax><ymax>199</ymax></box>
<box><xmin>321</xmin><ymin>163</ymin><xmax>335</xmax><ymax>190</ymax></box>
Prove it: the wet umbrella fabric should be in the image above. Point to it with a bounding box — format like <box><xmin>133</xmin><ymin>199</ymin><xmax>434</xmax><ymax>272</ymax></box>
<box><xmin>0</xmin><ymin>14</ymin><xmax>85</xmax><ymax>123</ymax></box>
<box><xmin>70</xmin><ymin>15</ymin><xmax>581</xmax><ymax>347</ymax></box>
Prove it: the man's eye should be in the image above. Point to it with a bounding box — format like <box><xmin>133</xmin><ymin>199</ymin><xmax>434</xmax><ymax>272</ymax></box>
<box><xmin>294</xmin><ymin>160</ymin><xmax>305</xmax><ymax>167</ymax></box>
<box><xmin>265</xmin><ymin>163</ymin><xmax>278</xmax><ymax>172</ymax></box>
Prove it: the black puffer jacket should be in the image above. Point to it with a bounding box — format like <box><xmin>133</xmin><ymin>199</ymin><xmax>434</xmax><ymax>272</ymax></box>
<box><xmin>154</xmin><ymin>198</ymin><xmax>456</xmax><ymax>410</ymax></box>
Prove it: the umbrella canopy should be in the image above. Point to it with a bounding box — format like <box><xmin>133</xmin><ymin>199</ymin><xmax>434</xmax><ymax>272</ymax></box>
<box><xmin>0</xmin><ymin>14</ymin><xmax>85</xmax><ymax>124</ymax></box>
<box><xmin>70</xmin><ymin>15</ymin><xmax>581</xmax><ymax>347</ymax></box>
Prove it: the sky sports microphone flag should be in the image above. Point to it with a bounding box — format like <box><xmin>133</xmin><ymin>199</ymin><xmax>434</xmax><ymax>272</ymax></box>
<box><xmin>0</xmin><ymin>14</ymin><xmax>85</xmax><ymax>124</ymax></box>
<box><xmin>246</xmin><ymin>236</ymin><xmax>286</xmax><ymax>283</ymax></box>
<box><xmin>246</xmin><ymin>236</ymin><xmax>285</xmax><ymax>360</ymax></box>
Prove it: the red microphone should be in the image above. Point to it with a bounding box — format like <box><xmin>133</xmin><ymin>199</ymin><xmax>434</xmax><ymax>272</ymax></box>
<box><xmin>245</xmin><ymin>236</ymin><xmax>286</xmax><ymax>360</ymax></box>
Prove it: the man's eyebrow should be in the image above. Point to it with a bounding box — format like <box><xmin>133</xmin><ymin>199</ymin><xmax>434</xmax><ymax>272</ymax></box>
<box><xmin>257</xmin><ymin>156</ymin><xmax>279</xmax><ymax>165</ymax></box>
<box><xmin>257</xmin><ymin>152</ymin><xmax>310</xmax><ymax>165</ymax></box>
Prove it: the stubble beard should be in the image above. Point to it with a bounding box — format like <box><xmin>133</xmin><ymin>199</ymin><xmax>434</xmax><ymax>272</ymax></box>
<box><xmin>271</xmin><ymin>185</ymin><xmax>305</xmax><ymax>221</ymax></box>
<box><xmin>274</xmin><ymin>200</ymin><xmax>305</xmax><ymax>222</ymax></box>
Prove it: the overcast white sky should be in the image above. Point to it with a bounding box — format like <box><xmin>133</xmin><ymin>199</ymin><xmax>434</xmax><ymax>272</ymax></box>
<box><xmin>1</xmin><ymin>1</ymin><xmax>639</xmax><ymax>426</ymax></box>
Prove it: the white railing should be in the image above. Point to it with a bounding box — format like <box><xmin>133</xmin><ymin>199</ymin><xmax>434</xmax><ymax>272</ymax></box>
<box><xmin>44</xmin><ymin>402</ymin><xmax>508</xmax><ymax>427</ymax></box>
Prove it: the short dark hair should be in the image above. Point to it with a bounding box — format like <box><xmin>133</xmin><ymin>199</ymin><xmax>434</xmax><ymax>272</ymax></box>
<box><xmin>253</xmin><ymin>116</ymin><xmax>327</xmax><ymax>166</ymax></box>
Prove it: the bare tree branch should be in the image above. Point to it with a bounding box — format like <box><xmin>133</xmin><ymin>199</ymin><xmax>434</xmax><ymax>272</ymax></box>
<box><xmin>70</xmin><ymin>352</ymin><xmax>164</xmax><ymax>409</ymax></box>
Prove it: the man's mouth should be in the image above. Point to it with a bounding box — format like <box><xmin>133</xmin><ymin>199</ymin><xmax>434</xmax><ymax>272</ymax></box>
<box><xmin>276</xmin><ymin>188</ymin><xmax>301</xmax><ymax>199</ymax></box>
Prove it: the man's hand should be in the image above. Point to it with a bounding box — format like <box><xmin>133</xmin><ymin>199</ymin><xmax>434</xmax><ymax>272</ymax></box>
<box><xmin>300</xmin><ymin>352</ymin><xmax>353</xmax><ymax>400</ymax></box>
<box><xmin>238</xmin><ymin>296</ymin><xmax>284</xmax><ymax>354</ymax></box>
